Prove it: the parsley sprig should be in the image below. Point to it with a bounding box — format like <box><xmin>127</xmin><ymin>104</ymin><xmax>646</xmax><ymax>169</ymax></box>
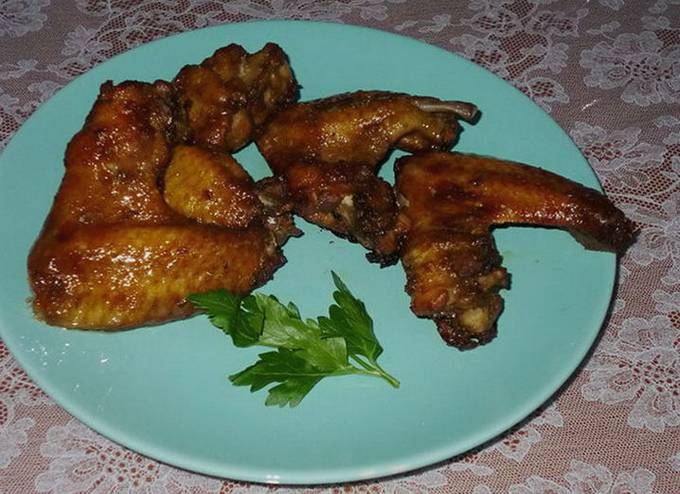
<box><xmin>188</xmin><ymin>272</ymin><xmax>399</xmax><ymax>407</ymax></box>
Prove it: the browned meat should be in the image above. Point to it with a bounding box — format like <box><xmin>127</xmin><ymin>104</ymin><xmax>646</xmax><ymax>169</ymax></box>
<box><xmin>28</xmin><ymin>81</ymin><xmax>294</xmax><ymax>330</ymax></box>
<box><xmin>173</xmin><ymin>43</ymin><xmax>298</xmax><ymax>152</ymax></box>
<box><xmin>276</xmin><ymin>161</ymin><xmax>406</xmax><ymax>263</ymax></box>
<box><xmin>395</xmin><ymin>152</ymin><xmax>636</xmax><ymax>349</ymax></box>
<box><xmin>257</xmin><ymin>91</ymin><xmax>477</xmax><ymax>262</ymax></box>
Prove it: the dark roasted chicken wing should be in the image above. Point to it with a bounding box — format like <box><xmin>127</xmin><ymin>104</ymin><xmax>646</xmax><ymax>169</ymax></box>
<box><xmin>395</xmin><ymin>152</ymin><xmax>636</xmax><ymax>348</ymax></box>
<box><xmin>174</xmin><ymin>43</ymin><xmax>298</xmax><ymax>152</ymax></box>
<box><xmin>257</xmin><ymin>91</ymin><xmax>478</xmax><ymax>262</ymax></box>
<box><xmin>28</xmin><ymin>81</ymin><xmax>295</xmax><ymax>330</ymax></box>
<box><xmin>258</xmin><ymin>91</ymin><xmax>477</xmax><ymax>173</ymax></box>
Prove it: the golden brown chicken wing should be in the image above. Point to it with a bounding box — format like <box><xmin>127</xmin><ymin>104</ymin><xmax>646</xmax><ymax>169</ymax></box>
<box><xmin>28</xmin><ymin>224</ymin><xmax>285</xmax><ymax>329</ymax></box>
<box><xmin>28</xmin><ymin>81</ymin><xmax>294</xmax><ymax>330</ymax></box>
<box><xmin>163</xmin><ymin>144</ymin><xmax>261</xmax><ymax>229</ymax></box>
<box><xmin>395</xmin><ymin>152</ymin><xmax>636</xmax><ymax>348</ymax></box>
<box><xmin>257</xmin><ymin>91</ymin><xmax>478</xmax><ymax>262</ymax></box>
<box><xmin>42</xmin><ymin>80</ymin><xmax>178</xmax><ymax>230</ymax></box>
<box><xmin>174</xmin><ymin>43</ymin><xmax>298</xmax><ymax>152</ymax></box>
<box><xmin>162</xmin><ymin>143</ymin><xmax>300</xmax><ymax>242</ymax></box>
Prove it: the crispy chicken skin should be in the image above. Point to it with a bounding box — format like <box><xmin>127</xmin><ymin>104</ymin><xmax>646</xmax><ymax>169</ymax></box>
<box><xmin>43</xmin><ymin>81</ymin><xmax>178</xmax><ymax>230</ymax></box>
<box><xmin>257</xmin><ymin>91</ymin><xmax>478</xmax><ymax>262</ymax></box>
<box><xmin>28</xmin><ymin>81</ymin><xmax>292</xmax><ymax>330</ymax></box>
<box><xmin>395</xmin><ymin>152</ymin><xmax>636</xmax><ymax>349</ymax></box>
<box><xmin>258</xmin><ymin>91</ymin><xmax>478</xmax><ymax>173</ymax></box>
<box><xmin>174</xmin><ymin>43</ymin><xmax>298</xmax><ymax>152</ymax></box>
<box><xmin>163</xmin><ymin>145</ymin><xmax>261</xmax><ymax>229</ymax></box>
<box><xmin>29</xmin><ymin>224</ymin><xmax>284</xmax><ymax>329</ymax></box>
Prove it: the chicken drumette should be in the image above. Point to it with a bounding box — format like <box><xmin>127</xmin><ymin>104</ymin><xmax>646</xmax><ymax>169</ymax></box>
<box><xmin>257</xmin><ymin>91</ymin><xmax>478</xmax><ymax>263</ymax></box>
<box><xmin>174</xmin><ymin>42</ymin><xmax>298</xmax><ymax>152</ymax></box>
<box><xmin>28</xmin><ymin>80</ymin><xmax>296</xmax><ymax>330</ymax></box>
<box><xmin>395</xmin><ymin>152</ymin><xmax>636</xmax><ymax>349</ymax></box>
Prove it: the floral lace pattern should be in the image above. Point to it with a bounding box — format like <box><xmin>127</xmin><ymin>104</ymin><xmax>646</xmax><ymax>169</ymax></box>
<box><xmin>0</xmin><ymin>0</ymin><xmax>50</xmax><ymax>38</ymax></box>
<box><xmin>0</xmin><ymin>344</ymin><xmax>51</xmax><ymax>407</ymax></box>
<box><xmin>488</xmin><ymin>405</ymin><xmax>564</xmax><ymax>462</ymax></box>
<box><xmin>581</xmin><ymin>315</ymin><xmax>680</xmax><ymax>432</ymax></box>
<box><xmin>508</xmin><ymin>460</ymin><xmax>656</xmax><ymax>494</ymax></box>
<box><xmin>569</xmin><ymin>122</ymin><xmax>665</xmax><ymax>190</ymax></box>
<box><xmin>0</xmin><ymin>396</ymin><xmax>34</xmax><ymax>469</ymax></box>
<box><xmin>580</xmin><ymin>29</ymin><xmax>680</xmax><ymax>106</ymax></box>
<box><xmin>35</xmin><ymin>420</ymin><xmax>223</xmax><ymax>493</ymax></box>
<box><xmin>397</xmin><ymin>0</ymin><xmax>588</xmax><ymax>112</ymax></box>
<box><xmin>1</xmin><ymin>0</ymin><xmax>679</xmax><ymax>492</ymax></box>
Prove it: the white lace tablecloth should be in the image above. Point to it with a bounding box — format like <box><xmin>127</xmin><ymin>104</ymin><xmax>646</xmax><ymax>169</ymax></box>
<box><xmin>1</xmin><ymin>1</ymin><xmax>679</xmax><ymax>492</ymax></box>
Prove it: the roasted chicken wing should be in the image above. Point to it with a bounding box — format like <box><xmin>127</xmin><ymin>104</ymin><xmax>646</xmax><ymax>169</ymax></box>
<box><xmin>395</xmin><ymin>152</ymin><xmax>636</xmax><ymax>348</ymax></box>
<box><xmin>174</xmin><ymin>43</ymin><xmax>298</xmax><ymax>152</ymax></box>
<box><xmin>257</xmin><ymin>91</ymin><xmax>478</xmax><ymax>262</ymax></box>
<box><xmin>28</xmin><ymin>81</ymin><xmax>295</xmax><ymax>330</ymax></box>
<box><xmin>163</xmin><ymin>144</ymin><xmax>262</xmax><ymax>229</ymax></box>
<box><xmin>162</xmin><ymin>143</ymin><xmax>299</xmax><ymax>242</ymax></box>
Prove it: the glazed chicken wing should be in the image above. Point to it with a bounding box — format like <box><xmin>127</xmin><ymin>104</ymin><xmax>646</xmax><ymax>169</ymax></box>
<box><xmin>162</xmin><ymin>144</ymin><xmax>299</xmax><ymax>241</ymax></box>
<box><xmin>28</xmin><ymin>81</ymin><xmax>295</xmax><ymax>330</ymax></box>
<box><xmin>395</xmin><ymin>152</ymin><xmax>636</xmax><ymax>349</ymax></box>
<box><xmin>257</xmin><ymin>91</ymin><xmax>478</xmax><ymax>262</ymax></box>
<box><xmin>174</xmin><ymin>43</ymin><xmax>298</xmax><ymax>152</ymax></box>
<box><xmin>163</xmin><ymin>144</ymin><xmax>262</xmax><ymax>229</ymax></box>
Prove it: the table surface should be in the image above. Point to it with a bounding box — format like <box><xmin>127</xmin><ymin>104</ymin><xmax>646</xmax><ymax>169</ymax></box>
<box><xmin>1</xmin><ymin>1</ymin><xmax>679</xmax><ymax>492</ymax></box>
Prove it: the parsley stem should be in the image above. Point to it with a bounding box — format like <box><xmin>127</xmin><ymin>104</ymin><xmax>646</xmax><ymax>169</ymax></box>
<box><xmin>369</xmin><ymin>360</ymin><xmax>400</xmax><ymax>388</ymax></box>
<box><xmin>350</xmin><ymin>355</ymin><xmax>400</xmax><ymax>388</ymax></box>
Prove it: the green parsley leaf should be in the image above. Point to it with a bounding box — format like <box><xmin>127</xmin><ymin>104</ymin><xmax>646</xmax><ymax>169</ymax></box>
<box><xmin>318</xmin><ymin>271</ymin><xmax>383</xmax><ymax>362</ymax></box>
<box><xmin>229</xmin><ymin>347</ymin><xmax>351</xmax><ymax>407</ymax></box>
<box><xmin>187</xmin><ymin>290</ymin><xmax>262</xmax><ymax>347</ymax></box>
<box><xmin>190</xmin><ymin>273</ymin><xmax>399</xmax><ymax>407</ymax></box>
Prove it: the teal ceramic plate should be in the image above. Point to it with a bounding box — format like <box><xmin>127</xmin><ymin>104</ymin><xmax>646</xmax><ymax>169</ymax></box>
<box><xmin>0</xmin><ymin>21</ymin><xmax>614</xmax><ymax>484</ymax></box>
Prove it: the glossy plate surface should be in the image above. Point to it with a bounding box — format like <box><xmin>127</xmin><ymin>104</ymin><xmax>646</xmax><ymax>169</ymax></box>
<box><xmin>0</xmin><ymin>21</ymin><xmax>614</xmax><ymax>484</ymax></box>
